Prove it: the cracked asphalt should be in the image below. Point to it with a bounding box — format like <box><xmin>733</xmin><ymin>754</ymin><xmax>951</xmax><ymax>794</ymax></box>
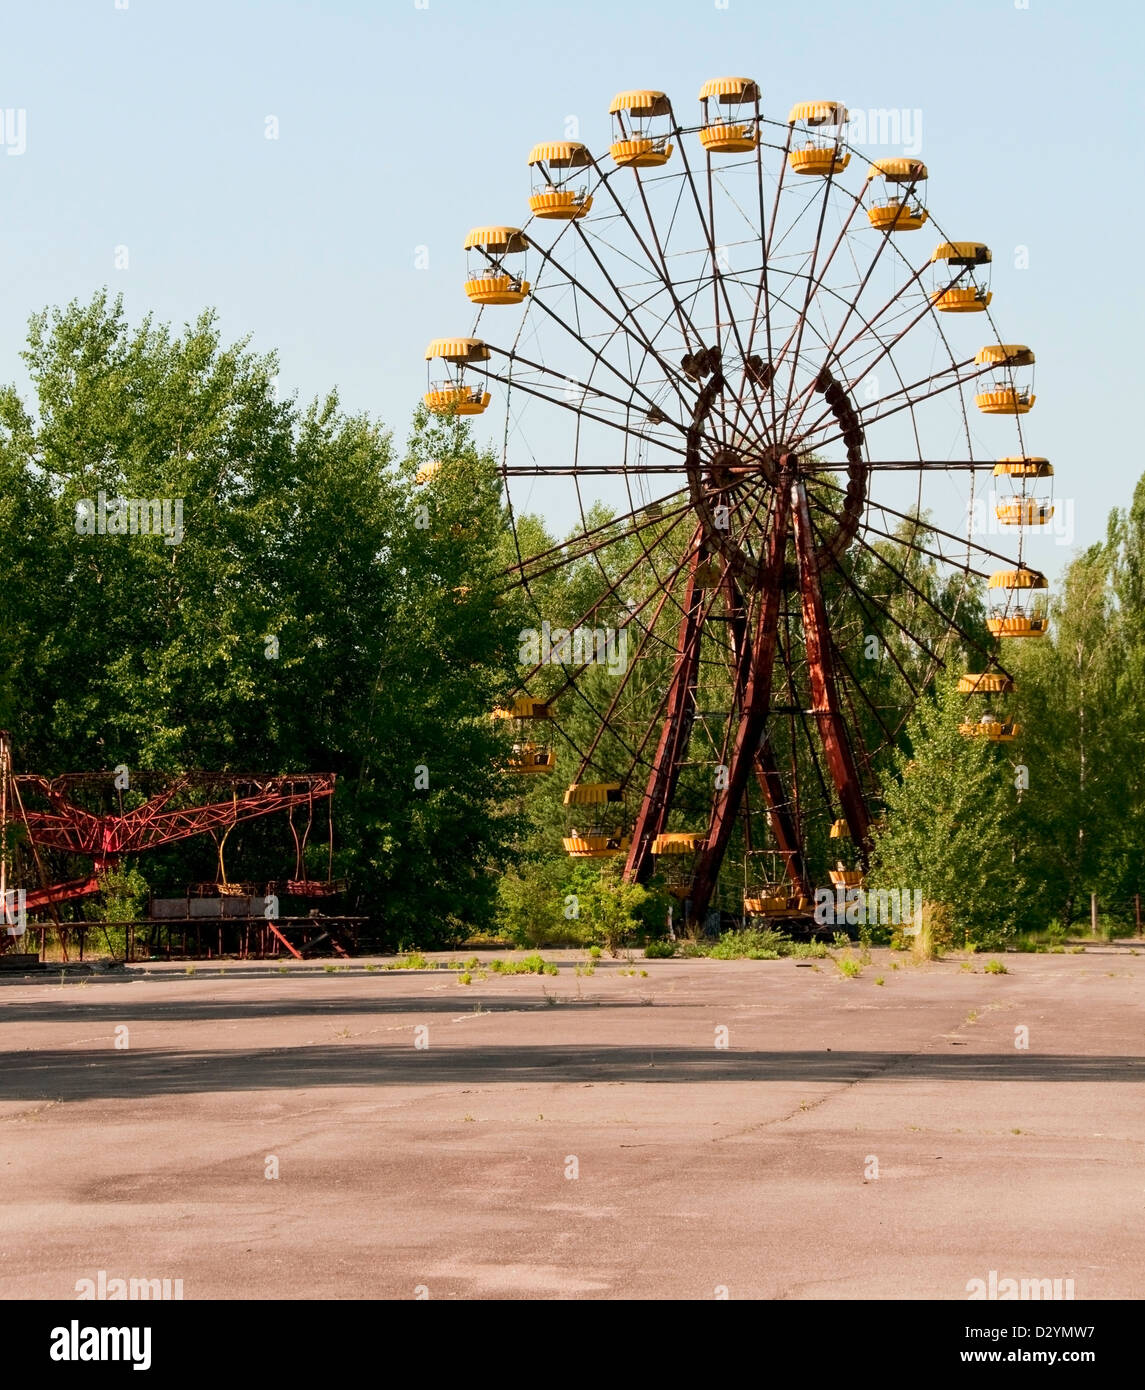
<box><xmin>1</xmin><ymin>945</ymin><xmax>1142</xmax><ymax>1300</ymax></box>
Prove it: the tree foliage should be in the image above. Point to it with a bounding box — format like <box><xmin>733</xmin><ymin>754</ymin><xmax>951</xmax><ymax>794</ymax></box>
<box><xmin>870</xmin><ymin>674</ymin><xmax>1029</xmax><ymax>945</ymax></box>
<box><xmin>0</xmin><ymin>295</ymin><xmax>518</xmax><ymax>944</ymax></box>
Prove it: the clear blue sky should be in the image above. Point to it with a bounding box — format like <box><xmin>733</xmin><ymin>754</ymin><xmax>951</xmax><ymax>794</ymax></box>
<box><xmin>2</xmin><ymin>0</ymin><xmax>1140</xmax><ymax>569</ymax></box>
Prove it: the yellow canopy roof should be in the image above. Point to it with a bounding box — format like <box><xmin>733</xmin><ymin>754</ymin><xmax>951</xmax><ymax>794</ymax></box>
<box><xmin>989</xmin><ymin>568</ymin><xmax>1047</xmax><ymax>590</ymax></box>
<box><xmin>788</xmin><ymin>100</ymin><xmax>847</xmax><ymax>126</ymax></box>
<box><xmin>866</xmin><ymin>156</ymin><xmax>928</xmax><ymax>182</ymax></box>
<box><xmin>700</xmin><ymin>76</ymin><xmax>761</xmax><ymax>103</ymax></box>
<box><xmin>609</xmin><ymin>90</ymin><xmax>671</xmax><ymax>118</ymax></box>
<box><xmin>651</xmin><ymin>831</ymin><xmax>705</xmax><ymax>854</ymax></box>
<box><xmin>463</xmin><ymin>226</ymin><xmax>528</xmax><ymax>254</ymax></box>
<box><xmin>958</xmin><ymin>673</ymin><xmax>1015</xmax><ymax>693</ymax></box>
<box><xmin>424</xmin><ymin>337</ymin><xmax>490</xmax><ymax>363</ymax></box>
<box><xmin>493</xmin><ymin>695</ymin><xmax>551</xmax><ymax>720</ymax></box>
<box><xmin>976</xmin><ymin>344</ymin><xmax>1035</xmax><ymax>367</ymax></box>
<box><xmin>527</xmin><ymin>141</ymin><xmax>591</xmax><ymax>168</ymax></box>
<box><xmin>995</xmin><ymin>456</ymin><xmax>1052</xmax><ymax>476</ymax></box>
<box><xmin>564</xmin><ymin>782</ymin><xmax>622</xmax><ymax>806</ymax></box>
<box><xmin>931</xmin><ymin>241</ymin><xmax>991</xmax><ymax>264</ymax></box>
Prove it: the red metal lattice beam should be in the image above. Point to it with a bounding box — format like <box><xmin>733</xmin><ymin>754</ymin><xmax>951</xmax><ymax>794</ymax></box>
<box><xmin>791</xmin><ymin>480</ymin><xmax>872</xmax><ymax>854</ymax></box>
<box><xmin>623</xmin><ymin>558</ymin><xmax>705</xmax><ymax>884</ymax></box>
<box><xmin>688</xmin><ymin>464</ymin><xmax>794</xmax><ymax>922</ymax></box>
<box><xmin>753</xmin><ymin>740</ymin><xmax>811</xmax><ymax>900</ymax></box>
<box><xmin>15</xmin><ymin>776</ymin><xmax>335</xmax><ymax>858</ymax></box>
<box><xmin>720</xmin><ymin>574</ymin><xmax>811</xmax><ymax>901</ymax></box>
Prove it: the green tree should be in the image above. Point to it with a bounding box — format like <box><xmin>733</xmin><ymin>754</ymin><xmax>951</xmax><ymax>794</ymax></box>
<box><xmin>348</xmin><ymin>408</ymin><xmax>523</xmax><ymax>945</ymax></box>
<box><xmin>572</xmin><ymin>860</ymin><xmax>651</xmax><ymax>955</ymax></box>
<box><xmin>870</xmin><ymin>673</ymin><xmax>1029</xmax><ymax>945</ymax></box>
<box><xmin>1008</xmin><ymin>545</ymin><xmax>1127</xmax><ymax>925</ymax></box>
<box><xmin>0</xmin><ymin>295</ymin><xmax>519</xmax><ymax>942</ymax></box>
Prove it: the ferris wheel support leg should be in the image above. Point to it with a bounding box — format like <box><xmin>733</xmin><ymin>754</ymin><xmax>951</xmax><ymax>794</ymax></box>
<box><xmin>688</xmin><ymin>472</ymin><xmax>794</xmax><ymax>927</ymax></box>
<box><xmin>752</xmin><ymin>742</ymin><xmax>811</xmax><ymax>900</ymax></box>
<box><xmin>791</xmin><ymin>480</ymin><xmax>872</xmax><ymax>857</ymax></box>
<box><xmin>623</xmin><ymin>565</ymin><xmax>704</xmax><ymax>886</ymax></box>
<box><xmin>722</xmin><ymin>581</ymin><xmax>810</xmax><ymax>900</ymax></box>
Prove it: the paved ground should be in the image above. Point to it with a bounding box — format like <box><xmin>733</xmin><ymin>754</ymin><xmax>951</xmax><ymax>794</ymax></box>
<box><xmin>1</xmin><ymin>945</ymin><xmax>1143</xmax><ymax>1300</ymax></box>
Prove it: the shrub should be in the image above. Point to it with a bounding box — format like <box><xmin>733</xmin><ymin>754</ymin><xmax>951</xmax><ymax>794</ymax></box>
<box><xmin>784</xmin><ymin>940</ymin><xmax>829</xmax><ymax>960</ymax></box>
<box><xmin>489</xmin><ymin>954</ymin><xmax>554</xmax><ymax>976</ymax></box>
<box><xmin>708</xmin><ymin>927</ymin><xmax>785</xmax><ymax>960</ymax></box>
<box><xmin>84</xmin><ymin>864</ymin><xmax>149</xmax><ymax>925</ymax></box>
<box><xmin>643</xmin><ymin>939</ymin><xmax>677</xmax><ymax>959</ymax></box>
<box><xmin>387</xmin><ymin>952</ymin><xmax>433</xmax><ymax>970</ymax></box>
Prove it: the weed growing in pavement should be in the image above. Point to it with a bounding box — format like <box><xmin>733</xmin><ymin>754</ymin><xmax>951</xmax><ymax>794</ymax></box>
<box><xmin>643</xmin><ymin>939</ymin><xmax>676</xmax><ymax>958</ymax></box>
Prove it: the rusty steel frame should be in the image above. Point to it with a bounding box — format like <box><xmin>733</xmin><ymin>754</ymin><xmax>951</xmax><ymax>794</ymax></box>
<box><xmin>623</xmin><ymin>556</ymin><xmax>705</xmax><ymax>884</ymax></box>
<box><xmin>489</xmin><ymin>102</ymin><xmax>1036</xmax><ymax>922</ymax></box>
<box><xmin>2</xmin><ymin>738</ymin><xmax>336</xmax><ymax>913</ymax></box>
<box><xmin>791</xmin><ymin>482</ymin><xmax>872</xmax><ymax>853</ymax></box>
<box><xmin>687</xmin><ymin>463</ymin><xmax>794</xmax><ymax>919</ymax></box>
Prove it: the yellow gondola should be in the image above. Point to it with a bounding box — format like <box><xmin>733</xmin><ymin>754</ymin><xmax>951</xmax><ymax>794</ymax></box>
<box><xmin>787</xmin><ymin>100</ymin><xmax>850</xmax><ymax>175</ymax></box>
<box><xmin>563</xmin><ymin>783</ymin><xmax>626</xmax><ymax>856</ymax></box>
<box><xmin>528</xmin><ymin>142</ymin><xmax>593</xmax><ymax>220</ymax></box>
<box><xmin>958</xmin><ymin>669</ymin><xmax>1018</xmax><ymax>740</ymax></box>
<box><xmin>930</xmin><ymin>241</ymin><xmax>992</xmax><ymax>312</ymax></box>
<box><xmin>423</xmin><ymin>337</ymin><xmax>491</xmax><ymax>416</ymax></box>
<box><xmin>609</xmin><ymin>90</ymin><xmax>674</xmax><ymax>167</ymax></box>
<box><xmin>987</xmin><ymin>567</ymin><xmax>1049</xmax><ymax>639</ymax></box>
<box><xmin>699</xmin><ymin>77</ymin><xmax>761</xmax><ymax>153</ymax></box>
<box><xmin>494</xmin><ymin>697</ymin><xmax>555</xmax><ymax>775</ymax></box>
<box><xmin>463</xmin><ymin>226</ymin><xmax>530</xmax><ymax>306</ymax></box>
<box><xmin>866</xmin><ymin>157</ymin><xmax>928</xmax><ymax>231</ymax></box>
<box><xmin>975</xmin><ymin>345</ymin><xmax>1036</xmax><ymax>415</ymax></box>
<box><xmin>991</xmin><ymin>453</ymin><xmax>1054</xmax><ymax>527</ymax></box>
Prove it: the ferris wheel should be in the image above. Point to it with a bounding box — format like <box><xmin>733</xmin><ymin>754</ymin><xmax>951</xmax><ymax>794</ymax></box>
<box><xmin>421</xmin><ymin>78</ymin><xmax>1053</xmax><ymax>925</ymax></box>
